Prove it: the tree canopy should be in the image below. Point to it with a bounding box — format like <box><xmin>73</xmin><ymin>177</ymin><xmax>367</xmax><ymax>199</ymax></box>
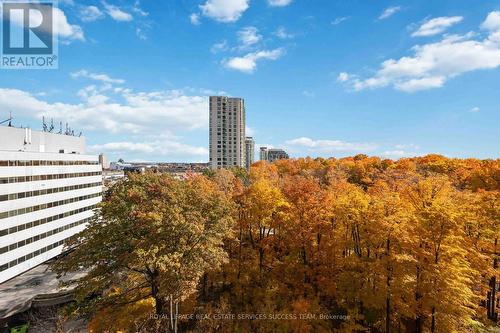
<box><xmin>54</xmin><ymin>155</ymin><xmax>499</xmax><ymax>333</ymax></box>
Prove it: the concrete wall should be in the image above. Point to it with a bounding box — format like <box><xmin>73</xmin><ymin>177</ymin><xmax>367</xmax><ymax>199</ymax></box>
<box><xmin>0</xmin><ymin>127</ymin><xmax>86</xmax><ymax>154</ymax></box>
<box><xmin>0</xmin><ymin>151</ymin><xmax>101</xmax><ymax>284</ymax></box>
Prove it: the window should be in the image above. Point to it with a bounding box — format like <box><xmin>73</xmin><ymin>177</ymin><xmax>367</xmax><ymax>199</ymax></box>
<box><xmin>0</xmin><ymin>235</ymin><xmax>78</xmax><ymax>271</ymax></box>
<box><xmin>0</xmin><ymin>193</ymin><xmax>101</xmax><ymax>220</ymax></box>
<box><xmin>0</xmin><ymin>182</ymin><xmax>101</xmax><ymax>202</ymax></box>
<box><xmin>0</xmin><ymin>171</ymin><xmax>101</xmax><ymax>185</ymax></box>
<box><xmin>0</xmin><ymin>160</ymin><xmax>98</xmax><ymax>167</ymax></box>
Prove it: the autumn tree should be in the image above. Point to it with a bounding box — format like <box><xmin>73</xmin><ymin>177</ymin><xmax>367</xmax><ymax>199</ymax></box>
<box><xmin>51</xmin><ymin>155</ymin><xmax>499</xmax><ymax>333</ymax></box>
<box><xmin>402</xmin><ymin>176</ymin><xmax>484</xmax><ymax>333</ymax></box>
<box><xmin>53</xmin><ymin>172</ymin><xmax>234</xmax><ymax>332</ymax></box>
<box><xmin>196</xmin><ymin>156</ymin><xmax>499</xmax><ymax>333</ymax></box>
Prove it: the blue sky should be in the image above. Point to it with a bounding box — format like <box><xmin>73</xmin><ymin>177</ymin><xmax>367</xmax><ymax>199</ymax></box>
<box><xmin>1</xmin><ymin>0</ymin><xmax>499</xmax><ymax>162</ymax></box>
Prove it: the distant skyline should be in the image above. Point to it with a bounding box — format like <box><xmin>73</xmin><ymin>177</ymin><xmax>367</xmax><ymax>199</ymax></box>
<box><xmin>1</xmin><ymin>0</ymin><xmax>499</xmax><ymax>162</ymax></box>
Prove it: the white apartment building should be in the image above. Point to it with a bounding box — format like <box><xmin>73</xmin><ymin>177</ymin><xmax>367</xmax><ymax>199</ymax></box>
<box><xmin>209</xmin><ymin>96</ymin><xmax>246</xmax><ymax>169</ymax></box>
<box><xmin>0</xmin><ymin>126</ymin><xmax>102</xmax><ymax>283</ymax></box>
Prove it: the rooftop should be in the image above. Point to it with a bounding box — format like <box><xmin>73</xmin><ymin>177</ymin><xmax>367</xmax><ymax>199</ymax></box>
<box><xmin>0</xmin><ymin>126</ymin><xmax>86</xmax><ymax>154</ymax></box>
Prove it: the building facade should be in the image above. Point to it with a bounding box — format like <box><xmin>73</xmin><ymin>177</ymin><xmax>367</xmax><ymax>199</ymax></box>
<box><xmin>259</xmin><ymin>147</ymin><xmax>268</xmax><ymax>162</ymax></box>
<box><xmin>0</xmin><ymin>127</ymin><xmax>102</xmax><ymax>283</ymax></box>
<box><xmin>245</xmin><ymin>137</ymin><xmax>255</xmax><ymax>169</ymax></box>
<box><xmin>260</xmin><ymin>147</ymin><xmax>289</xmax><ymax>163</ymax></box>
<box><xmin>99</xmin><ymin>154</ymin><xmax>110</xmax><ymax>170</ymax></box>
<box><xmin>209</xmin><ymin>96</ymin><xmax>246</xmax><ymax>169</ymax></box>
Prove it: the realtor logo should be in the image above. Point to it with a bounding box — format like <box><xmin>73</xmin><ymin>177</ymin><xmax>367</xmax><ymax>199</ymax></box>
<box><xmin>1</xmin><ymin>1</ymin><xmax>58</xmax><ymax>69</ymax></box>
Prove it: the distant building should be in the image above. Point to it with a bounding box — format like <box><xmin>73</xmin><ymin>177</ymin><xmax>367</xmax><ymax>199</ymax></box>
<box><xmin>209</xmin><ymin>96</ymin><xmax>246</xmax><ymax>169</ymax></box>
<box><xmin>157</xmin><ymin>163</ymin><xmax>209</xmax><ymax>174</ymax></box>
<box><xmin>267</xmin><ymin>149</ymin><xmax>289</xmax><ymax>162</ymax></box>
<box><xmin>99</xmin><ymin>154</ymin><xmax>110</xmax><ymax>170</ymax></box>
<box><xmin>108</xmin><ymin>162</ymin><xmax>210</xmax><ymax>181</ymax></box>
<box><xmin>102</xmin><ymin>170</ymin><xmax>125</xmax><ymax>189</ymax></box>
<box><xmin>260</xmin><ymin>147</ymin><xmax>268</xmax><ymax>162</ymax></box>
<box><xmin>245</xmin><ymin>137</ymin><xmax>255</xmax><ymax>169</ymax></box>
<box><xmin>260</xmin><ymin>147</ymin><xmax>289</xmax><ymax>163</ymax></box>
<box><xmin>110</xmin><ymin>161</ymin><xmax>133</xmax><ymax>170</ymax></box>
<box><xmin>0</xmin><ymin>126</ymin><xmax>102</xmax><ymax>283</ymax></box>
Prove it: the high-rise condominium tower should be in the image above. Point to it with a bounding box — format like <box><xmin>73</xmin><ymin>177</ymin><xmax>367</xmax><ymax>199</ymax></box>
<box><xmin>245</xmin><ymin>137</ymin><xmax>255</xmax><ymax>169</ymax></box>
<box><xmin>209</xmin><ymin>96</ymin><xmax>246</xmax><ymax>169</ymax></box>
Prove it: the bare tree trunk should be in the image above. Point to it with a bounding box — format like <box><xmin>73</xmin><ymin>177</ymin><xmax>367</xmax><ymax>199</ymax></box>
<box><xmin>415</xmin><ymin>239</ymin><xmax>424</xmax><ymax>333</ymax></box>
<box><xmin>151</xmin><ymin>273</ymin><xmax>164</xmax><ymax>316</ymax></box>
<box><xmin>170</xmin><ymin>295</ymin><xmax>174</xmax><ymax>331</ymax></box>
<box><xmin>259</xmin><ymin>247</ymin><xmax>264</xmax><ymax>273</ymax></box>
<box><xmin>386</xmin><ymin>296</ymin><xmax>391</xmax><ymax>333</ymax></box>
<box><xmin>174</xmin><ymin>301</ymin><xmax>179</xmax><ymax>333</ymax></box>
<box><xmin>415</xmin><ymin>316</ymin><xmax>423</xmax><ymax>333</ymax></box>
<box><xmin>415</xmin><ymin>264</ymin><xmax>423</xmax><ymax>333</ymax></box>
<box><xmin>431</xmin><ymin>307</ymin><xmax>436</xmax><ymax>333</ymax></box>
<box><xmin>386</xmin><ymin>238</ymin><xmax>391</xmax><ymax>333</ymax></box>
<box><xmin>238</xmin><ymin>224</ymin><xmax>242</xmax><ymax>280</ymax></box>
<box><xmin>487</xmin><ymin>237</ymin><xmax>498</xmax><ymax>320</ymax></box>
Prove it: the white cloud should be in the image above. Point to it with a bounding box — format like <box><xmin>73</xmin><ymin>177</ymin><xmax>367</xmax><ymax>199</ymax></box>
<box><xmin>379</xmin><ymin>6</ymin><xmax>401</xmax><ymax>20</ymax></box>
<box><xmin>237</xmin><ymin>26</ymin><xmax>262</xmax><ymax>47</ymax></box>
<box><xmin>412</xmin><ymin>16</ymin><xmax>463</xmax><ymax>37</ymax></box>
<box><xmin>200</xmin><ymin>0</ymin><xmax>249</xmax><ymax>23</ymax></box>
<box><xmin>245</xmin><ymin>126</ymin><xmax>255</xmax><ymax>136</ymax></box>
<box><xmin>225</xmin><ymin>48</ymin><xmax>284</xmax><ymax>73</ymax></box>
<box><xmin>211</xmin><ymin>40</ymin><xmax>228</xmax><ymax>53</ymax></box>
<box><xmin>383</xmin><ymin>150</ymin><xmax>421</xmax><ymax>158</ymax></box>
<box><xmin>90</xmin><ymin>142</ymin><xmax>155</xmax><ymax>154</ymax></box>
<box><xmin>89</xmin><ymin>140</ymin><xmax>208</xmax><ymax>157</ymax></box>
<box><xmin>481</xmin><ymin>11</ymin><xmax>500</xmax><ymax>31</ymax></box>
<box><xmin>302</xmin><ymin>90</ymin><xmax>315</xmax><ymax>98</ymax></box>
<box><xmin>337</xmin><ymin>72</ymin><xmax>350</xmax><ymax>82</ymax></box>
<box><xmin>132</xmin><ymin>0</ymin><xmax>148</xmax><ymax>17</ymax></box>
<box><xmin>102</xmin><ymin>2</ymin><xmax>133</xmax><ymax>21</ymax></box>
<box><xmin>339</xmin><ymin>12</ymin><xmax>500</xmax><ymax>92</ymax></box>
<box><xmin>394</xmin><ymin>76</ymin><xmax>445</xmax><ymax>92</ymax></box>
<box><xmin>331</xmin><ymin>16</ymin><xmax>349</xmax><ymax>25</ymax></box>
<box><xmin>136</xmin><ymin>27</ymin><xmax>147</xmax><ymax>40</ymax></box>
<box><xmin>285</xmin><ymin>137</ymin><xmax>377</xmax><ymax>153</ymax></box>
<box><xmin>190</xmin><ymin>13</ymin><xmax>201</xmax><ymax>25</ymax></box>
<box><xmin>0</xmin><ymin>70</ymin><xmax>217</xmax><ymax>161</ymax></box>
<box><xmin>80</xmin><ymin>5</ymin><xmax>104</xmax><ymax>22</ymax></box>
<box><xmin>469</xmin><ymin>106</ymin><xmax>480</xmax><ymax>113</ymax></box>
<box><xmin>0</xmin><ymin>86</ymin><xmax>208</xmax><ymax>135</ymax></box>
<box><xmin>0</xmin><ymin>5</ymin><xmax>85</xmax><ymax>43</ymax></box>
<box><xmin>382</xmin><ymin>144</ymin><xmax>424</xmax><ymax>158</ymax></box>
<box><xmin>274</xmin><ymin>26</ymin><xmax>294</xmax><ymax>39</ymax></box>
<box><xmin>10</xmin><ymin>5</ymin><xmax>84</xmax><ymax>41</ymax></box>
<box><xmin>59</xmin><ymin>0</ymin><xmax>75</xmax><ymax>6</ymax></box>
<box><xmin>394</xmin><ymin>143</ymin><xmax>420</xmax><ymax>150</ymax></box>
<box><xmin>71</xmin><ymin>70</ymin><xmax>125</xmax><ymax>84</ymax></box>
<box><xmin>53</xmin><ymin>7</ymin><xmax>85</xmax><ymax>41</ymax></box>
<box><xmin>268</xmin><ymin>0</ymin><xmax>292</xmax><ymax>7</ymax></box>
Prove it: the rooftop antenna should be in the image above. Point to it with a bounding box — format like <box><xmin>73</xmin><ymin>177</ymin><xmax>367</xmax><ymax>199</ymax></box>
<box><xmin>48</xmin><ymin>118</ymin><xmax>54</xmax><ymax>133</ymax></box>
<box><xmin>0</xmin><ymin>112</ymin><xmax>13</xmax><ymax>126</ymax></box>
<box><xmin>65</xmin><ymin>122</ymin><xmax>73</xmax><ymax>136</ymax></box>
